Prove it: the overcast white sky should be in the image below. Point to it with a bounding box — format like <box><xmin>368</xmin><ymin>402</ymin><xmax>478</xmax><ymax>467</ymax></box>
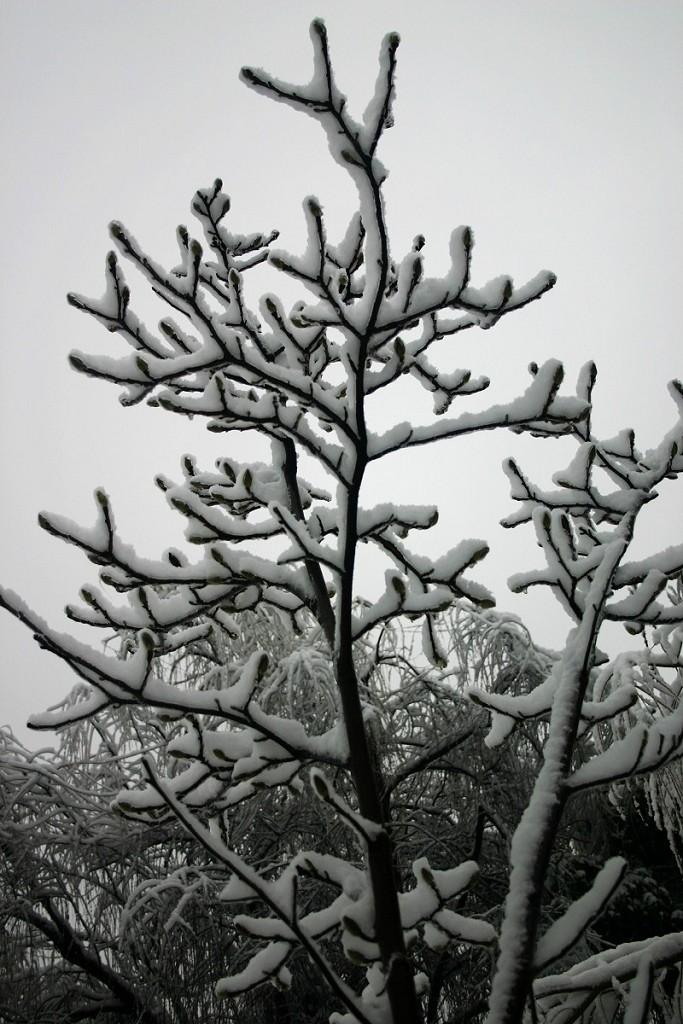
<box><xmin>1</xmin><ymin>0</ymin><xmax>682</xmax><ymax>745</ymax></box>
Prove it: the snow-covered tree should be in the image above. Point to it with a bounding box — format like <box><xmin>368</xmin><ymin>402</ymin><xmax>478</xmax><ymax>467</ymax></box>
<box><xmin>0</xmin><ymin>721</ymin><xmax>200</xmax><ymax>1024</ymax></box>
<box><xmin>4</xmin><ymin>607</ymin><xmax>682</xmax><ymax>1024</ymax></box>
<box><xmin>2</xmin><ymin>20</ymin><xmax>683</xmax><ymax>1024</ymax></box>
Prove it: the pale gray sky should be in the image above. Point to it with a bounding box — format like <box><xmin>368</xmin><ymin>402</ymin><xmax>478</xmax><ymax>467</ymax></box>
<box><xmin>1</xmin><ymin>0</ymin><xmax>682</xmax><ymax>744</ymax></box>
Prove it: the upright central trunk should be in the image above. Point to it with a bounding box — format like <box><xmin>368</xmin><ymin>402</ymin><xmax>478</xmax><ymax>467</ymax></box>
<box><xmin>335</xmin><ymin>626</ymin><xmax>422</xmax><ymax>1024</ymax></box>
<box><xmin>334</xmin><ymin>445</ymin><xmax>422</xmax><ymax>1024</ymax></box>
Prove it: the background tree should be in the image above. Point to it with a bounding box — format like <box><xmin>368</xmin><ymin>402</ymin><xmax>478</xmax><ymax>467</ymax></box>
<box><xmin>1</xmin><ymin>19</ymin><xmax>682</xmax><ymax>1024</ymax></box>
<box><xmin>4</xmin><ymin>603</ymin><xmax>683</xmax><ymax>1023</ymax></box>
<box><xmin>0</xmin><ymin>604</ymin><xmax>534</xmax><ymax>1024</ymax></box>
<box><xmin>0</xmin><ymin>710</ymin><xmax>237</xmax><ymax>1024</ymax></box>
